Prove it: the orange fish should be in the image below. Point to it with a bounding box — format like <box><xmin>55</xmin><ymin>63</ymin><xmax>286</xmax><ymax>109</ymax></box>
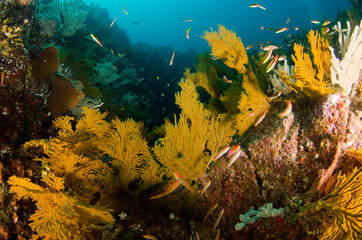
<box><xmin>223</xmin><ymin>76</ymin><xmax>232</xmax><ymax>84</ymax></box>
<box><xmin>227</xmin><ymin>145</ymin><xmax>241</xmax><ymax>158</ymax></box>
<box><xmin>1</xmin><ymin>72</ymin><xmax>4</xmax><ymax>85</ymax></box>
<box><xmin>150</xmin><ymin>181</ymin><xmax>181</xmax><ymax>199</ymax></box>
<box><xmin>174</xmin><ymin>172</ymin><xmax>195</xmax><ymax>194</ymax></box>
<box><xmin>200</xmin><ymin>181</ymin><xmax>211</xmax><ymax>196</ymax></box>
<box><xmin>227</xmin><ymin>149</ymin><xmax>242</xmax><ymax>168</ymax></box>
<box><xmin>143</xmin><ymin>235</ymin><xmax>157</xmax><ymax>240</ymax></box>
<box><xmin>254</xmin><ymin>111</ymin><xmax>266</xmax><ymax>127</ymax></box>
<box><xmin>204</xmin><ymin>203</ymin><xmax>218</xmax><ymax>220</ymax></box>
<box><xmin>213</xmin><ymin>146</ymin><xmax>230</xmax><ymax>160</ymax></box>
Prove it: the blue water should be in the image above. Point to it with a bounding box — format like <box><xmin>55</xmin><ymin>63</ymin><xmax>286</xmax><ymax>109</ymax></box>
<box><xmin>84</xmin><ymin>0</ymin><xmax>352</xmax><ymax>52</ymax></box>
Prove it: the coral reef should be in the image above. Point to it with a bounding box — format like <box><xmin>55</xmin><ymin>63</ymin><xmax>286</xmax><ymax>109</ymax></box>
<box><xmin>1</xmin><ymin>1</ymin><xmax>362</xmax><ymax>239</ymax></box>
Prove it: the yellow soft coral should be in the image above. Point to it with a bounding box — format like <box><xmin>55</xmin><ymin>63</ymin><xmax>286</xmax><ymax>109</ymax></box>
<box><xmin>153</xmin><ymin>78</ymin><xmax>236</xmax><ymax>181</ymax></box>
<box><xmin>9</xmin><ymin>173</ymin><xmax>115</xmax><ymax>240</ymax></box>
<box><xmin>301</xmin><ymin>168</ymin><xmax>362</xmax><ymax>240</ymax></box>
<box><xmin>100</xmin><ymin>118</ymin><xmax>163</xmax><ymax>193</ymax></box>
<box><xmin>235</xmin><ymin>70</ymin><xmax>271</xmax><ymax>135</ymax></box>
<box><xmin>290</xmin><ymin>30</ymin><xmax>336</xmax><ymax>98</ymax></box>
<box><xmin>202</xmin><ymin>25</ymin><xmax>249</xmax><ymax>73</ymax></box>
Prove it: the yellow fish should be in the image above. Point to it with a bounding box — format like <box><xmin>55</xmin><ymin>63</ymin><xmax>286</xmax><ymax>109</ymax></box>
<box><xmin>90</xmin><ymin>34</ymin><xmax>102</xmax><ymax>47</ymax></box>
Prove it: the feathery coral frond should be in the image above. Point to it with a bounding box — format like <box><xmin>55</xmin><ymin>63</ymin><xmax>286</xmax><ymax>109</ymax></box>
<box><xmin>202</xmin><ymin>25</ymin><xmax>249</xmax><ymax>73</ymax></box>
<box><xmin>153</xmin><ymin>78</ymin><xmax>235</xmax><ymax>181</ymax></box>
<box><xmin>235</xmin><ymin>70</ymin><xmax>271</xmax><ymax>135</ymax></box>
<box><xmin>290</xmin><ymin>30</ymin><xmax>336</xmax><ymax>98</ymax></box>
<box><xmin>100</xmin><ymin>118</ymin><xmax>160</xmax><ymax>192</ymax></box>
<box><xmin>317</xmin><ymin>168</ymin><xmax>362</xmax><ymax>240</ymax></box>
<box><xmin>9</xmin><ymin>173</ymin><xmax>114</xmax><ymax>240</ymax></box>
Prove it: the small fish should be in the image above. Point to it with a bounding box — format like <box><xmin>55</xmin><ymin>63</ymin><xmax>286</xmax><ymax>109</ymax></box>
<box><xmin>150</xmin><ymin>181</ymin><xmax>181</xmax><ymax>199</ymax></box>
<box><xmin>268</xmin><ymin>91</ymin><xmax>282</xmax><ymax>101</ymax></box>
<box><xmin>257</xmin><ymin>42</ymin><xmax>264</xmax><ymax>47</ymax></box>
<box><xmin>1</xmin><ymin>72</ymin><xmax>4</xmax><ymax>85</ymax></box>
<box><xmin>227</xmin><ymin>150</ymin><xmax>242</xmax><ymax>168</ymax></box>
<box><xmin>143</xmin><ymin>235</ymin><xmax>157</xmax><ymax>240</ymax></box>
<box><xmin>112</xmin><ymin>65</ymin><xmax>117</xmax><ymax>70</ymax></box>
<box><xmin>248</xmin><ymin>110</ymin><xmax>255</xmax><ymax>117</ymax></box>
<box><xmin>267</xmin><ymin>27</ymin><xmax>275</xmax><ymax>31</ymax></box>
<box><xmin>184</xmin><ymin>19</ymin><xmax>193</xmax><ymax>22</ymax></box>
<box><xmin>254</xmin><ymin>111</ymin><xmax>267</xmax><ymax>127</ymax></box>
<box><xmin>156</xmin><ymin>76</ymin><xmax>159</xmax><ymax>80</ymax></box>
<box><xmin>214</xmin><ymin>228</ymin><xmax>220</xmax><ymax>240</ymax></box>
<box><xmin>213</xmin><ymin>147</ymin><xmax>230</xmax><ymax>161</ymax></box>
<box><xmin>204</xmin><ymin>203</ymin><xmax>218</xmax><ymax>220</ymax></box>
<box><xmin>286</xmin><ymin>17</ymin><xmax>290</xmax><ymax>24</ymax></box>
<box><xmin>263</xmin><ymin>45</ymin><xmax>278</xmax><ymax>51</ymax></box>
<box><xmin>249</xmin><ymin>3</ymin><xmax>266</xmax><ymax>10</ymax></box>
<box><xmin>278</xmin><ymin>100</ymin><xmax>292</xmax><ymax>119</ymax></box>
<box><xmin>275</xmin><ymin>27</ymin><xmax>288</xmax><ymax>34</ymax></box>
<box><xmin>195</xmin><ymin>232</ymin><xmax>200</xmax><ymax>240</ymax></box>
<box><xmin>246</xmin><ymin>44</ymin><xmax>255</xmax><ymax>50</ymax></box>
<box><xmin>111</xmin><ymin>49</ymin><xmax>114</xmax><ymax>55</ymax></box>
<box><xmin>322</xmin><ymin>20</ymin><xmax>331</xmax><ymax>26</ymax></box>
<box><xmin>295</xmin><ymin>27</ymin><xmax>299</xmax><ymax>31</ymax></box>
<box><xmin>278</xmin><ymin>55</ymin><xmax>286</xmax><ymax>61</ymax></box>
<box><xmin>311</xmin><ymin>20</ymin><xmax>320</xmax><ymax>24</ymax></box>
<box><xmin>118</xmin><ymin>53</ymin><xmax>123</xmax><ymax>58</ymax></box>
<box><xmin>213</xmin><ymin>209</ymin><xmax>225</xmax><ymax>231</ymax></box>
<box><xmin>260</xmin><ymin>26</ymin><xmax>264</xmax><ymax>30</ymax></box>
<box><xmin>322</xmin><ymin>27</ymin><xmax>330</xmax><ymax>35</ymax></box>
<box><xmin>266</xmin><ymin>54</ymin><xmax>279</xmax><ymax>72</ymax></box>
<box><xmin>186</xmin><ymin>27</ymin><xmax>191</xmax><ymax>39</ymax></box>
<box><xmin>110</xmin><ymin>16</ymin><xmax>118</xmax><ymax>27</ymax></box>
<box><xmin>200</xmin><ymin>181</ymin><xmax>211</xmax><ymax>196</ymax></box>
<box><xmin>223</xmin><ymin>76</ymin><xmax>233</xmax><ymax>84</ymax></box>
<box><xmin>122</xmin><ymin>5</ymin><xmax>128</xmax><ymax>15</ymax></box>
<box><xmin>227</xmin><ymin>145</ymin><xmax>241</xmax><ymax>158</ymax></box>
<box><xmin>174</xmin><ymin>172</ymin><xmax>195</xmax><ymax>194</ymax></box>
<box><xmin>90</xmin><ymin>34</ymin><xmax>102</xmax><ymax>47</ymax></box>
<box><xmin>263</xmin><ymin>47</ymin><xmax>274</xmax><ymax>64</ymax></box>
<box><xmin>169</xmin><ymin>49</ymin><xmax>175</xmax><ymax>66</ymax></box>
